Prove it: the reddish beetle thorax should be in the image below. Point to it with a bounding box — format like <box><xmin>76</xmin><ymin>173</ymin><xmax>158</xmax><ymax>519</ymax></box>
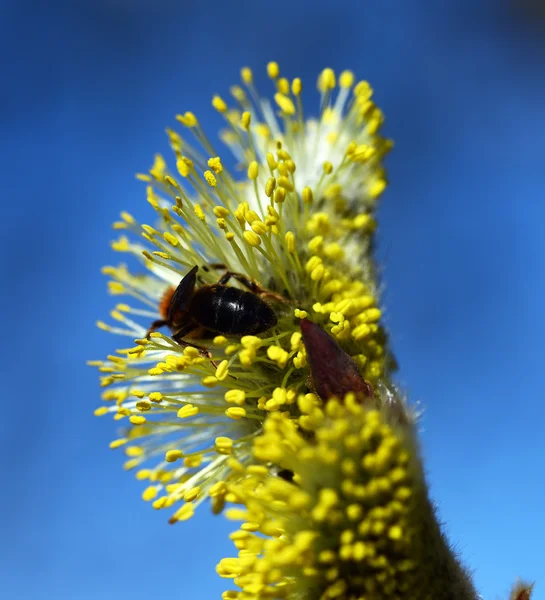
<box><xmin>159</xmin><ymin>286</ymin><xmax>176</xmax><ymax>320</ymax></box>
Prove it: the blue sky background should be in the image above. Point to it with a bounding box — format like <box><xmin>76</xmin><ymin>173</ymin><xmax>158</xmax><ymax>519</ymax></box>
<box><xmin>1</xmin><ymin>0</ymin><xmax>544</xmax><ymax>598</ymax></box>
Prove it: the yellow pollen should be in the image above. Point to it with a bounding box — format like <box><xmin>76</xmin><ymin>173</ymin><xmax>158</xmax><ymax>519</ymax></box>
<box><xmin>291</xmin><ymin>78</ymin><xmax>302</xmax><ymax>96</ymax></box>
<box><xmin>207</xmin><ymin>156</ymin><xmax>223</xmax><ymax>174</ymax></box>
<box><xmin>204</xmin><ymin>170</ymin><xmax>217</xmax><ymax>187</ymax></box>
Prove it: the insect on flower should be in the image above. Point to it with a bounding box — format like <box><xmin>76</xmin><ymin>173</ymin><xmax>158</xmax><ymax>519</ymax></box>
<box><xmin>146</xmin><ymin>264</ymin><xmax>286</xmax><ymax>359</ymax></box>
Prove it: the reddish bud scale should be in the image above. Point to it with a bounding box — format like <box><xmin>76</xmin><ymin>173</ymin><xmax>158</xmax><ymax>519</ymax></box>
<box><xmin>299</xmin><ymin>319</ymin><xmax>373</xmax><ymax>401</ymax></box>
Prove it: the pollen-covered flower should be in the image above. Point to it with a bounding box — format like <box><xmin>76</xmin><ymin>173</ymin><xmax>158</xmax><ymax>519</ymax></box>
<box><xmin>218</xmin><ymin>392</ymin><xmax>479</xmax><ymax>600</ymax></box>
<box><xmin>90</xmin><ymin>64</ymin><xmax>395</xmax><ymax>523</ymax></box>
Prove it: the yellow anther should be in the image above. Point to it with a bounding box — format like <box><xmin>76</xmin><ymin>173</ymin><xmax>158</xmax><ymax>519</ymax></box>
<box><xmin>267</xmin><ymin>346</ymin><xmax>289</xmax><ymax>368</ymax></box>
<box><xmin>318</xmin><ymin>67</ymin><xmax>336</xmax><ymax>91</ymax></box>
<box><xmin>136</xmin><ymin>400</ymin><xmax>152</xmax><ymax>412</ymax></box>
<box><xmin>251</xmin><ymin>221</ymin><xmax>268</xmax><ymax>235</ymax></box>
<box><xmin>369</xmin><ymin>178</ymin><xmax>387</xmax><ymax>198</ymax></box>
<box><xmin>339</xmin><ymin>70</ymin><xmax>355</xmax><ymax>88</ymax></box>
<box><xmin>353</xmin><ymin>214</ymin><xmax>375</xmax><ymax>230</ymax></box>
<box><xmin>241</xmin><ymin>336</ymin><xmax>263</xmax><ymax>350</ymax></box>
<box><xmin>291</xmin><ymin>77</ymin><xmax>302</xmax><ymax>96</ymax></box>
<box><xmin>172</xmin><ymin>503</ymin><xmax>194</xmax><ymax>522</ymax></box>
<box><xmin>129</xmin><ymin>415</ymin><xmax>146</xmax><ymax>425</ymax></box>
<box><xmin>213</xmin><ymin>335</ymin><xmax>228</xmax><ymax>345</ymax></box>
<box><xmin>277</xmin><ymin>77</ymin><xmax>290</xmax><ymax>95</ymax></box>
<box><xmin>265</xmin><ymin>177</ymin><xmax>276</xmax><ymax>197</ymax></box>
<box><xmin>176</xmin><ymin>158</ymin><xmax>190</xmax><ymax>177</ymax></box>
<box><xmin>277</xmin><ymin>176</ymin><xmax>293</xmax><ymax>192</ymax></box>
<box><xmin>177</xmin><ymin>404</ymin><xmax>199</xmax><ymax>419</ymax></box>
<box><xmin>207</xmin><ymin>156</ymin><xmax>223</xmax><ymax>174</ymax></box>
<box><xmin>184</xmin><ymin>487</ymin><xmax>201</xmax><ymax>502</ymax></box>
<box><xmin>201</xmin><ymin>375</ymin><xmax>218</xmax><ymax>388</ymax></box>
<box><xmin>176</xmin><ymin>112</ymin><xmax>198</xmax><ymax>127</ymax></box>
<box><xmin>184</xmin><ymin>455</ymin><xmax>203</xmax><ymax>468</ymax></box>
<box><xmin>243</xmin><ymin>230</ymin><xmax>261</xmax><ymax>247</ymax></box>
<box><xmin>274</xmin><ymin>187</ymin><xmax>286</xmax><ymax>203</ymax></box>
<box><xmin>240</xmin><ymin>67</ymin><xmax>253</xmax><ymax>84</ymax></box>
<box><xmin>149</xmin><ymin>392</ymin><xmax>163</xmax><ymax>403</ymax></box>
<box><xmin>223</xmin><ymin>390</ymin><xmax>246</xmax><ymax>409</ymax></box>
<box><xmin>120</xmin><ymin>211</ymin><xmax>134</xmax><ymax>224</ymax></box>
<box><xmin>109</xmin><ymin>438</ymin><xmax>128</xmax><ymax>449</ymax></box>
<box><xmin>290</xmin><ymin>331</ymin><xmax>302</xmax><ymax>351</ymax></box>
<box><xmin>194</xmin><ymin>205</ymin><xmax>206</xmax><ymax>221</ymax></box>
<box><xmin>142</xmin><ymin>486</ymin><xmax>158</xmax><ymax>501</ymax></box>
<box><xmin>267</xmin><ymin>61</ymin><xmax>280</xmax><ymax>79</ymax></box>
<box><xmin>213</xmin><ymin>206</ymin><xmax>229</xmax><ymax>218</ymax></box>
<box><xmin>163</xmin><ymin>231</ymin><xmax>178</xmax><ymax>247</ymax></box>
<box><xmin>325</xmin><ymin>242</ymin><xmax>344</xmax><ymax>261</ymax></box>
<box><xmin>241</xmin><ymin>111</ymin><xmax>251</xmax><ymax>130</ymax></box>
<box><xmin>204</xmin><ymin>170</ymin><xmax>217</xmax><ymax>187</ymax></box>
<box><xmin>354</xmin><ymin>80</ymin><xmax>372</xmax><ymax>98</ymax></box>
<box><xmin>323</xmin><ymin>161</ymin><xmax>333</xmax><ymax>174</ymax></box>
<box><xmin>215</xmin><ymin>360</ymin><xmax>230</xmax><ymax>381</ymax></box>
<box><xmin>245</xmin><ymin>209</ymin><xmax>259</xmax><ymax>224</ymax></box>
<box><xmin>212</xmin><ymin>95</ymin><xmax>228</xmax><ymax>113</ymax></box>
<box><xmin>230</xmin><ymin>85</ymin><xmax>246</xmax><ymax>102</ymax></box>
<box><xmin>274</xmin><ymin>93</ymin><xmax>296</xmax><ymax>115</ymax></box>
<box><xmin>239</xmin><ymin>349</ymin><xmax>255</xmax><ymax>367</ymax></box>
<box><xmin>285</xmin><ymin>231</ymin><xmax>296</xmax><ymax>253</ymax></box>
<box><xmin>215</xmin><ymin>436</ymin><xmax>234</xmax><ymax>454</ymax></box>
<box><xmin>266</xmin><ymin>152</ymin><xmax>278</xmax><ymax>170</ymax></box>
<box><xmin>94</xmin><ymin>406</ymin><xmax>108</xmax><ymax>416</ymax></box>
<box><xmin>306</xmin><ymin>255</ymin><xmax>322</xmax><ymax>273</ymax></box>
<box><xmin>308</xmin><ymin>235</ymin><xmax>323</xmax><ymax>254</ymax></box>
<box><xmin>294</xmin><ymin>308</ymin><xmax>308</xmax><ymax>319</ymax></box>
<box><xmin>226</xmin><ymin>407</ymin><xmax>247</xmax><ymax>420</ymax></box>
<box><xmin>165</xmin><ymin>449</ymin><xmax>184</xmax><ymax>463</ymax></box>
<box><xmin>111</xmin><ymin>237</ymin><xmax>129</xmax><ymax>252</ymax></box>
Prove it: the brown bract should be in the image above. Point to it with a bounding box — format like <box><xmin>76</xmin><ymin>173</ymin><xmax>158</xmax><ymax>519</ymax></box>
<box><xmin>300</xmin><ymin>319</ymin><xmax>374</xmax><ymax>400</ymax></box>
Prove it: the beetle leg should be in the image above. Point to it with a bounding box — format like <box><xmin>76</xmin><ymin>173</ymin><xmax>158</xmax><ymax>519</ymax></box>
<box><xmin>172</xmin><ymin>324</ymin><xmax>219</xmax><ymax>369</ymax></box>
<box><xmin>145</xmin><ymin>319</ymin><xmax>168</xmax><ymax>338</ymax></box>
<box><xmin>217</xmin><ymin>271</ymin><xmax>293</xmax><ymax>304</ymax></box>
<box><xmin>202</xmin><ymin>262</ymin><xmax>227</xmax><ymax>272</ymax></box>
